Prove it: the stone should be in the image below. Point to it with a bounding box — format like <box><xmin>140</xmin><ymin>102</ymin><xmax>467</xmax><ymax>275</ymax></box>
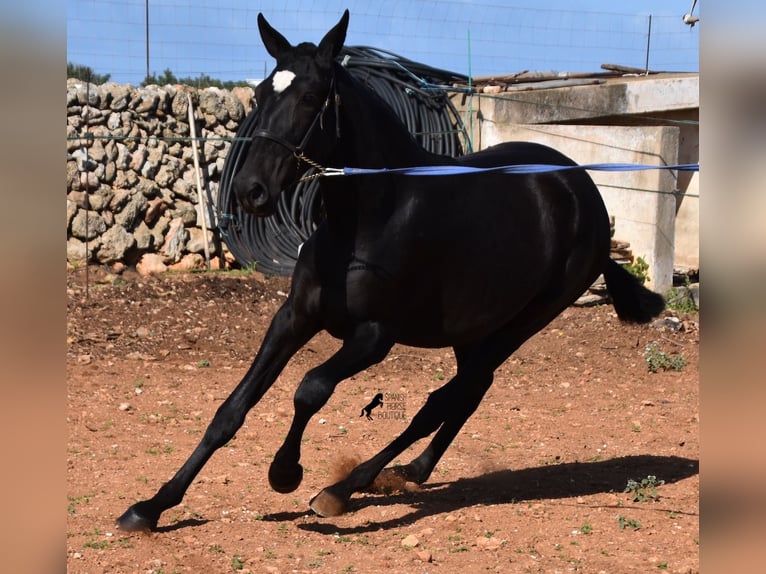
<box><xmin>186</xmin><ymin>227</ymin><xmax>214</xmax><ymax>255</ymax></box>
<box><xmin>70</xmin><ymin>210</ymin><xmax>107</xmax><ymax>240</ymax></box>
<box><xmin>136</xmin><ymin>253</ymin><xmax>167</xmax><ymax>276</ymax></box>
<box><xmin>151</xmin><ymin>215</ymin><xmax>171</xmax><ymax>248</ymax></box>
<box><xmin>108</xmin><ymin>83</ymin><xmax>131</xmax><ymax>111</ymax></box>
<box><xmin>133</xmin><ymin>221</ymin><xmax>154</xmax><ymax>250</ymax></box>
<box><xmin>162</xmin><ymin>217</ymin><xmax>188</xmax><ymax>263</ymax></box>
<box><xmin>173</xmin><ymin>177</ymin><xmax>195</xmax><ymax>201</ymax></box>
<box><xmin>169</xmin><ymin>253</ymin><xmax>205</xmax><ymax>271</ymax></box>
<box><xmin>173</xmin><ymin>201</ymin><xmax>198</xmax><ymax>226</ymax></box>
<box><xmin>401</xmin><ymin>534</ymin><xmax>419</xmax><ymax>548</ymax></box>
<box><xmin>66</xmin><ymin>200</ymin><xmax>78</xmax><ymax>229</ymax></box>
<box><xmin>67</xmin><ymin>236</ymin><xmax>99</xmax><ymax>264</ymax></box>
<box><xmin>155</xmin><ymin>164</ymin><xmax>177</xmax><ymax>187</ymax></box>
<box><xmin>129</xmin><ymin>146</ymin><xmax>147</xmax><ymax>172</ymax></box>
<box><xmin>144</xmin><ymin>197</ymin><xmax>168</xmax><ymax>226</ymax></box>
<box><xmin>416</xmin><ymin>550</ymin><xmax>432</xmax><ymax>563</ymax></box>
<box><xmin>115</xmin><ymin>193</ymin><xmax>148</xmax><ymax>229</ymax></box>
<box><xmin>109</xmin><ymin>189</ymin><xmax>131</xmax><ymax>211</ymax></box>
<box><xmin>96</xmin><ymin>224</ymin><xmax>135</xmax><ymax>263</ymax></box>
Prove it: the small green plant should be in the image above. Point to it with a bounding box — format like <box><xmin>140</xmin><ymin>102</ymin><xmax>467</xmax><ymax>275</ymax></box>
<box><xmin>644</xmin><ymin>341</ymin><xmax>687</xmax><ymax>373</ymax></box>
<box><xmin>617</xmin><ymin>514</ymin><xmax>642</xmax><ymax>530</ymax></box>
<box><xmin>231</xmin><ymin>554</ymin><xmax>245</xmax><ymax>570</ymax></box>
<box><xmin>665</xmin><ymin>285</ymin><xmax>697</xmax><ymax>313</ymax></box>
<box><xmin>579</xmin><ymin>522</ymin><xmax>593</xmax><ymax>535</ymax></box>
<box><xmin>624</xmin><ymin>256</ymin><xmax>650</xmax><ymax>285</ymax></box>
<box><xmin>624</xmin><ymin>475</ymin><xmax>664</xmax><ymax>503</ymax></box>
<box><xmin>197</xmin><ymin>359</ymin><xmax>211</xmax><ymax>368</ymax></box>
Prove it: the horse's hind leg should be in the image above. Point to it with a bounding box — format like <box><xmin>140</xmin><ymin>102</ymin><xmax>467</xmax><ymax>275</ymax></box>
<box><xmin>116</xmin><ymin>301</ymin><xmax>317</xmax><ymax>532</ymax></box>
<box><xmin>377</xmin><ymin>349</ymin><xmax>495</xmax><ymax>486</ymax></box>
<box><xmin>268</xmin><ymin>321</ymin><xmax>393</xmax><ymax>494</ymax></box>
<box><xmin>309</xmin><ymin>358</ymin><xmax>496</xmax><ymax>517</ymax></box>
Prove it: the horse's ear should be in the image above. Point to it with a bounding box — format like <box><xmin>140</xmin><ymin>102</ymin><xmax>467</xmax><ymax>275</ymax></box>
<box><xmin>317</xmin><ymin>10</ymin><xmax>349</xmax><ymax>65</ymax></box>
<box><xmin>258</xmin><ymin>13</ymin><xmax>292</xmax><ymax>60</ymax></box>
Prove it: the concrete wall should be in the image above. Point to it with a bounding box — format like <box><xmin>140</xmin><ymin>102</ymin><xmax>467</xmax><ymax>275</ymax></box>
<box><xmin>452</xmin><ymin>74</ymin><xmax>699</xmax><ymax>294</ymax></box>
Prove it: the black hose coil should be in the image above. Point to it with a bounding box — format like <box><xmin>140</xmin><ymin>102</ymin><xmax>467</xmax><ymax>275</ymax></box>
<box><xmin>217</xmin><ymin>47</ymin><xmax>470</xmax><ymax>276</ymax></box>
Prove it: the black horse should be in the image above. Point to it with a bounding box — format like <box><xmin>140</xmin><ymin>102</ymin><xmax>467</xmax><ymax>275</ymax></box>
<box><xmin>117</xmin><ymin>10</ymin><xmax>664</xmax><ymax>529</ymax></box>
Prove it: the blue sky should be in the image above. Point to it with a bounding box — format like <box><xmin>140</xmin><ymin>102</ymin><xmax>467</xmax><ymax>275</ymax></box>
<box><xmin>67</xmin><ymin>0</ymin><xmax>699</xmax><ymax>84</ymax></box>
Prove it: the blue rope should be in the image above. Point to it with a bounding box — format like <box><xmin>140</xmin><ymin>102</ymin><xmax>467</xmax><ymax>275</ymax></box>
<box><xmin>337</xmin><ymin>162</ymin><xmax>699</xmax><ymax>177</ymax></box>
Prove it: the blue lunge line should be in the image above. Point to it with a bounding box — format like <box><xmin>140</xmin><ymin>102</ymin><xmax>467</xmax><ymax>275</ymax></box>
<box><xmin>332</xmin><ymin>162</ymin><xmax>699</xmax><ymax>177</ymax></box>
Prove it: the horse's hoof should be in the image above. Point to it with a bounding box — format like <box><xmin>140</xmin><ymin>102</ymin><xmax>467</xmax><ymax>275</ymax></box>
<box><xmin>309</xmin><ymin>488</ymin><xmax>347</xmax><ymax>517</ymax></box>
<box><xmin>116</xmin><ymin>502</ymin><xmax>158</xmax><ymax>532</ymax></box>
<box><xmin>268</xmin><ymin>461</ymin><xmax>304</xmax><ymax>494</ymax></box>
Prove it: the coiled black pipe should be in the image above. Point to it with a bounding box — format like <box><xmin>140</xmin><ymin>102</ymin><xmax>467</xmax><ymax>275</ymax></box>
<box><xmin>217</xmin><ymin>47</ymin><xmax>470</xmax><ymax>276</ymax></box>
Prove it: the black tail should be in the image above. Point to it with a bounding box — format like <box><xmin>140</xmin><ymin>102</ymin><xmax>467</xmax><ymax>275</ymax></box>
<box><xmin>603</xmin><ymin>258</ymin><xmax>665</xmax><ymax>323</ymax></box>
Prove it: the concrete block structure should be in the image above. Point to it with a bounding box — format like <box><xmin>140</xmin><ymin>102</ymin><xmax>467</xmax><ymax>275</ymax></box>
<box><xmin>454</xmin><ymin>73</ymin><xmax>699</xmax><ymax>294</ymax></box>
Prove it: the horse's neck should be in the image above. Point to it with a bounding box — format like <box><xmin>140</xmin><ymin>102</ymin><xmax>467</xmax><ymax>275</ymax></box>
<box><xmin>333</xmin><ymin>67</ymin><xmax>435</xmax><ymax>168</ymax></box>
<box><xmin>319</xmin><ymin>67</ymin><xmax>447</xmax><ymax>241</ymax></box>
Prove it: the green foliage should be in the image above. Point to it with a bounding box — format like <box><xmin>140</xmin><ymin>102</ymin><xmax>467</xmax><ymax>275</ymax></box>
<box><xmin>644</xmin><ymin>341</ymin><xmax>687</xmax><ymax>373</ymax></box>
<box><xmin>142</xmin><ymin>68</ymin><xmax>252</xmax><ymax>90</ymax></box>
<box><xmin>623</xmin><ymin>256</ymin><xmax>650</xmax><ymax>285</ymax></box>
<box><xmin>67</xmin><ymin>62</ymin><xmax>111</xmax><ymax>84</ymax></box>
<box><xmin>617</xmin><ymin>514</ymin><xmax>642</xmax><ymax>530</ymax></box>
<box><xmin>624</xmin><ymin>475</ymin><xmax>664</xmax><ymax>503</ymax></box>
<box><xmin>231</xmin><ymin>554</ymin><xmax>245</xmax><ymax>570</ymax></box>
<box><xmin>665</xmin><ymin>285</ymin><xmax>698</xmax><ymax>313</ymax></box>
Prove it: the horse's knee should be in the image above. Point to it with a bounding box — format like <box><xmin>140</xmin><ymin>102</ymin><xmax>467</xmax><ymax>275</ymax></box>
<box><xmin>293</xmin><ymin>371</ymin><xmax>334</xmax><ymax>414</ymax></box>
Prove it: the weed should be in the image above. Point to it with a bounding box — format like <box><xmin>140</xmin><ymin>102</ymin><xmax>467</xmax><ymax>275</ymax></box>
<box><xmin>644</xmin><ymin>341</ymin><xmax>687</xmax><ymax>373</ymax></box>
<box><xmin>617</xmin><ymin>515</ymin><xmax>642</xmax><ymax>530</ymax></box>
<box><xmin>231</xmin><ymin>554</ymin><xmax>245</xmax><ymax>570</ymax></box>
<box><xmin>657</xmin><ymin>561</ymin><xmax>669</xmax><ymax>569</ymax></box>
<box><xmin>67</xmin><ymin>493</ymin><xmax>93</xmax><ymax>515</ymax></box>
<box><xmin>208</xmin><ymin>544</ymin><xmax>224</xmax><ymax>554</ymax></box>
<box><xmin>624</xmin><ymin>475</ymin><xmax>664</xmax><ymax>502</ymax></box>
<box><xmin>665</xmin><ymin>285</ymin><xmax>697</xmax><ymax>313</ymax></box>
<box><xmin>579</xmin><ymin>522</ymin><xmax>593</xmax><ymax>535</ymax></box>
<box><xmin>624</xmin><ymin>256</ymin><xmax>650</xmax><ymax>285</ymax></box>
<box><xmin>197</xmin><ymin>359</ymin><xmax>211</xmax><ymax>368</ymax></box>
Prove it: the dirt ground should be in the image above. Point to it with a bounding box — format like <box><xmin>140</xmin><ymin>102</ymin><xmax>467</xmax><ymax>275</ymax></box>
<box><xmin>66</xmin><ymin>267</ymin><xmax>699</xmax><ymax>574</ymax></box>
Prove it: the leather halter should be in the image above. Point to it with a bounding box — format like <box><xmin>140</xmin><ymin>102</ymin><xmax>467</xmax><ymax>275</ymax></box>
<box><xmin>251</xmin><ymin>75</ymin><xmax>339</xmax><ymax>172</ymax></box>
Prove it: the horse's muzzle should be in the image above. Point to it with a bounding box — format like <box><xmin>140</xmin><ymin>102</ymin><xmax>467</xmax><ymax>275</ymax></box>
<box><xmin>234</xmin><ymin>176</ymin><xmax>274</xmax><ymax>216</ymax></box>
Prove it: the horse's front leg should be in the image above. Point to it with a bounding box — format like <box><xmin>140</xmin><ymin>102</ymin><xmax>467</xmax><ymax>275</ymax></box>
<box><xmin>116</xmin><ymin>300</ymin><xmax>318</xmax><ymax>532</ymax></box>
<box><xmin>268</xmin><ymin>321</ymin><xmax>393</xmax><ymax>494</ymax></box>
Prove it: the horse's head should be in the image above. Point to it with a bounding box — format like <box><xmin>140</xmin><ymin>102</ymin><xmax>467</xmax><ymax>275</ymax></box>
<box><xmin>233</xmin><ymin>11</ymin><xmax>349</xmax><ymax>216</ymax></box>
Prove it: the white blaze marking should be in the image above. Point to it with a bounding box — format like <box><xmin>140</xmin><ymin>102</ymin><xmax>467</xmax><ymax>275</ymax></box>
<box><xmin>273</xmin><ymin>70</ymin><xmax>296</xmax><ymax>94</ymax></box>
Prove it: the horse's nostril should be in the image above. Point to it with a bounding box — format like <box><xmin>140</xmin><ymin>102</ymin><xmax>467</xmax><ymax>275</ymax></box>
<box><xmin>252</xmin><ymin>182</ymin><xmax>270</xmax><ymax>207</ymax></box>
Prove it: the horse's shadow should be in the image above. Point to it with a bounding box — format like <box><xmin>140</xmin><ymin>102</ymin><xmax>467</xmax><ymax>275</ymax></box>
<box><xmin>274</xmin><ymin>454</ymin><xmax>698</xmax><ymax>534</ymax></box>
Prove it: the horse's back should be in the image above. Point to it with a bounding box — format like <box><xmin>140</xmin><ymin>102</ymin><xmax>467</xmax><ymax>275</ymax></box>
<box><xmin>458</xmin><ymin>141</ymin><xmax>578</xmax><ymax>168</ymax></box>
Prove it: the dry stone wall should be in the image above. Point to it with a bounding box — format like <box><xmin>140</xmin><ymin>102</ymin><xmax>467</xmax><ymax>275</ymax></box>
<box><xmin>66</xmin><ymin>79</ymin><xmax>255</xmax><ymax>273</ymax></box>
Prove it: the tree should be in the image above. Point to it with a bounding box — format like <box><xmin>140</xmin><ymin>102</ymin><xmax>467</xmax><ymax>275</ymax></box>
<box><xmin>142</xmin><ymin>68</ymin><xmax>250</xmax><ymax>90</ymax></box>
<box><xmin>67</xmin><ymin>62</ymin><xmax>111</xmax><ymax>84</ymax></box>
